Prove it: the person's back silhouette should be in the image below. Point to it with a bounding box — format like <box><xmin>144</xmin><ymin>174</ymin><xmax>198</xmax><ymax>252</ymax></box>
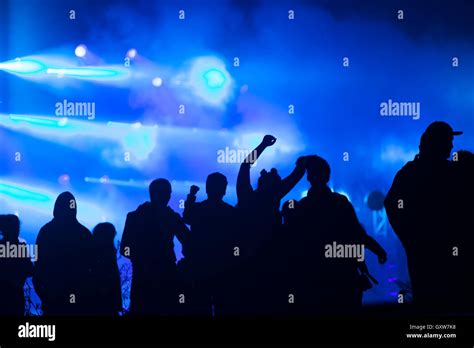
<box><xmin>120</xmin><ymin>179</ymin><xmax>190</xmax><ymax>315</ymax></box>
<box><xmin>384</xmin><ymin>121</ymin><xmax>463</xmax><ymax>312</ymax></box>
<box><xmin>285</xmin><ymin>155</ymin><xmax>387</xmax><ymax>315</ymax></box>
<box><xmin>90</xmin><ymin>223</ymin><xmax>122</xmax><ymax>316</ymax></box>
<box><xmin>183</xmin><ymin>172</ymin><xmax>236</xmax><ymax>316</ymax></box>
<box><xmin>235</xmin><ymin>135</ymin><xmax>306</xmax><ymax>315</ymax></box>
<box><xmin>33</xmin><ymin>192</ymin><xmax>93</xmax><ymax>315</ymax></box>
<box><xmin>453</xmin><ymin>150</ymin><xmax>474</xmax><ymax>312</ymax></box>
<box><xmin>0</xmin><ymin>214</ymin><xmax>33</xmax><ymax>316</ymax></box>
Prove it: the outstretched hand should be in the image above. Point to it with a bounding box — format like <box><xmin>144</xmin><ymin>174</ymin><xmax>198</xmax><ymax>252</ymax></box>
<box><xmin>261</xmin><ymin>135</ymin><xmax>277</xmax><ymax>147</ymax></box>
<box><xmin>190</xmin><ymin>185</ymin><xmax>200</xmax><ymax>195</ymax></box>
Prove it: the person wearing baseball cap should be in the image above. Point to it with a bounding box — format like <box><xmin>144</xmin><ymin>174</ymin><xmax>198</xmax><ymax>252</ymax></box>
<box><xmin>418</xmin><ymin>121</ymin><xmax>463</xmax><ymax>161</ymax></box>
<box><xmin>384</xmin><ymin>121</ymin><xmax>464</xmax><ymax>312</ymax></box>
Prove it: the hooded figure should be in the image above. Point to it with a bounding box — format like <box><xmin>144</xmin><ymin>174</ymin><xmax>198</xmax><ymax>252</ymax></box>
<box><xmin>33</xmin><ymin>192</ymin><xmax>93</xmax><ymax>315</ymax></box>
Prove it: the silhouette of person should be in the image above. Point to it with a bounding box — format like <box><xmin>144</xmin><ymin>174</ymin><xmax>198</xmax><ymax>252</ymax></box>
<box><xmin>90</xmin><ymin>223</ymin><xmax>122</xmax><ymax>316</ymax></box>
<box><xmin>0</xmin><ymin>214</ymin><xmax>33</xmax><ymax>316</ymax></box>
<box><xmin>120</xmin><ymin>179</ymin><xmax>190</xmax><ymax>315</ymax></box>
<box><xmin>384</xmin><ymin>121</ymin><xmax>463</xmax><ymax>312</ymax></box>
<box><xmin>453</xmin><ymin>150</ymin><xmax>474</xmax><ymax>312</ymax></box>
<box><xmin>183</xmin><ymin>173</ymin><xmax>236</xmax><ymax>316</ymax></box>
<box><xmin>235</xmin><ymin>135</ymin><xmax>306</xmax><ymax>315</ymax></box>
<box><xmin>284</xmin><ymin>155</ymin><xmax>387</xmax><ymax>315</ymax></box>
<box><xmin>33</xmin><ymin>192</ymin><xmax>93</xmax><ymax>315</ymax></box>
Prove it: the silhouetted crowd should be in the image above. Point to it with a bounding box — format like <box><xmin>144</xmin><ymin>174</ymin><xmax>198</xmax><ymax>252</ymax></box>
<box><xmin>0</xmin><ymin>121</ymin><xmax>472</xmax><ymax>317</ymax></box>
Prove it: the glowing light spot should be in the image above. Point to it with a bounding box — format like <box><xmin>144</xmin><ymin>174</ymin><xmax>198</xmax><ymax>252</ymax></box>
<box><xmin>75</xmin><ymin>45</ymin><xmax>87</xmax><ymax>58</ymax></box>
<box><xmin>152</xmin><ymin>77</ymin><xmax>162</xmax><ymax>87</ymax></box>
<box><xmin>187</xmin><ymin>56</ymin><xmax>234</xmax><ymax>107</ymax></box>
<box><xmin>99</xmin><ymin>176</ymin><xmax>110</xmax><ymax>184</ymax></box>
<box><xmin>58</xmin><ymin>174</ymin><xmax>70</xmax><ymax>185</ymax></box>
<box><xmin>127</xmin><ymin>48</ymin><xmax>137</xmax><ymax>59</ymax></box>
<box><xmin>203</xmin><ymin>69</ymin><xmax>226</xmax><ymax>89</ymax></box>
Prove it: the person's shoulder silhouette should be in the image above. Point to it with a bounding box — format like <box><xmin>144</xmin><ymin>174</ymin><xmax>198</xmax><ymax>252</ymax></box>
<box><xmin>0</xmin><ymin>214</ymin><xmax>33</xmax><ymax>316</ymax></box>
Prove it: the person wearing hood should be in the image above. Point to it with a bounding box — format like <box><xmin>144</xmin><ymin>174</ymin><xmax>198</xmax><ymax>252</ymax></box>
<box><xmin>33</xmin><ymin>192</ymin><xmax>93</xmax><ymax>315</ymax></box>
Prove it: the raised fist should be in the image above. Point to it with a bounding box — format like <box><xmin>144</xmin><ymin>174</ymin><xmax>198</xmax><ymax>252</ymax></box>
<box><xmin>190</xmin><ymin>185</ymin><xmax>200</xmax><ymax>195</ymax></box>
<box><xmin>261</xmin><ymin>135</ymin><xmax>277</xmax><ymax>147</ymax></box>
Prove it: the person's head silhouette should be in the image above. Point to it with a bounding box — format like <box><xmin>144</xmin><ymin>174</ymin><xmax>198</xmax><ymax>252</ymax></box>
<box><xmin>93</xmin><ymin>222</ymin><xmax>116</xmax><ymax>249</ymax></box>
<box><xmin>53</xmin><ymin>191</ymin><xmax>77</xmax><ymax>221</ymax></box>
<box><xmin>149</xmin><ymin>179</ymin><xmax>172</xmax><ymax>208</ymax></box>
<box><xmin>306</xmin><ymin>155</ymin><xmax>330</xmax><ymax>189</ymax></box>
<box><xmin>206</xmin><ymin>172</ymin><xmax>227</xmax><ymax>201</ymax></box>
<box><xmin>0</xmin><ymin>214</ymin><xmax>20</xmax><ymax>241</ymax></box>
<box><xmin>419</xmin><ymin>121</ymin><xmax>462</xmax><ymax>161</ymax></box>
<box><xmin>257</xmin><ymin>168</ymin><xmax>282</xmax><ymax>195</ymax></box>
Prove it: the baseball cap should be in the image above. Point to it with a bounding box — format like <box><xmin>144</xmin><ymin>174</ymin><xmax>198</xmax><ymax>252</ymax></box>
<box><xmin>422</xmin><ymin>121</ymin><xmax>463</xmax><ymax>140</ymax></box>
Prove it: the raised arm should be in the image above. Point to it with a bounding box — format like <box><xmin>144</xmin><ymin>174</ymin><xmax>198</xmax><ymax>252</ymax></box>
<box><xmin>173</xmin><ymin>213</ymin><xmax>191</xmax><ymax>257</ymax></box>
<box><xmin>237</xmin><ymin>135</ymin><xmax>276</xmax><ymax>203</ymax></box>
<box><xmin>183</xmin><ymin>185</ymin><xmax>200</xmax><ymax>225</ymax></box>
<box><xmin>279</xmin><ymin>156</ymin><xmax>307</xmax><ymax>199</ymax></box>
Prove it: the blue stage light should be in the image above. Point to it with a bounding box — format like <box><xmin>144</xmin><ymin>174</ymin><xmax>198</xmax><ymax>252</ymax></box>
<box><xmin>46</xmin><ymin>67</ymin><xmax>127</xmax><ymax>79</ymax></box>
<box><xmin>84</xmin><ymin>177</ymin><xmax>149</xmax><ymax>188</ymax></box>
<box><xmin>1</xmin><ymin>115</ymin><xmax>157</xmax><ymax>166</ymax></box>
<box><xmin>0</xmin><ymin>180</ymin><xmax>113</xmax><ymax>231</ymax></box>
<box><xmin>0</xmin><ymin>182</ymin><xmax>51</xmax><ymax>203</ymax></box>
<box><xmin>10</xmin><ymin>115</ymin><xmax>68</xmax><ymax>128</ymax></box>
<box><xmin>0</xmin><ymin>58</ymin><xmax>47</xmax><ymax>75</ymax></box>
<box><xmin>0</xmin><ymin>57</ymin><xmax>129</xmax><ymax>83</ymax></box>
<box><xmin>203</xmin><ymin>68</ymin><xmax>226</xmax><ymax>89</ymax></box>
<box><xmin>186</xmin><ymin>56</ymin><xmax>234</xmax><ymax>107</ymax></box>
